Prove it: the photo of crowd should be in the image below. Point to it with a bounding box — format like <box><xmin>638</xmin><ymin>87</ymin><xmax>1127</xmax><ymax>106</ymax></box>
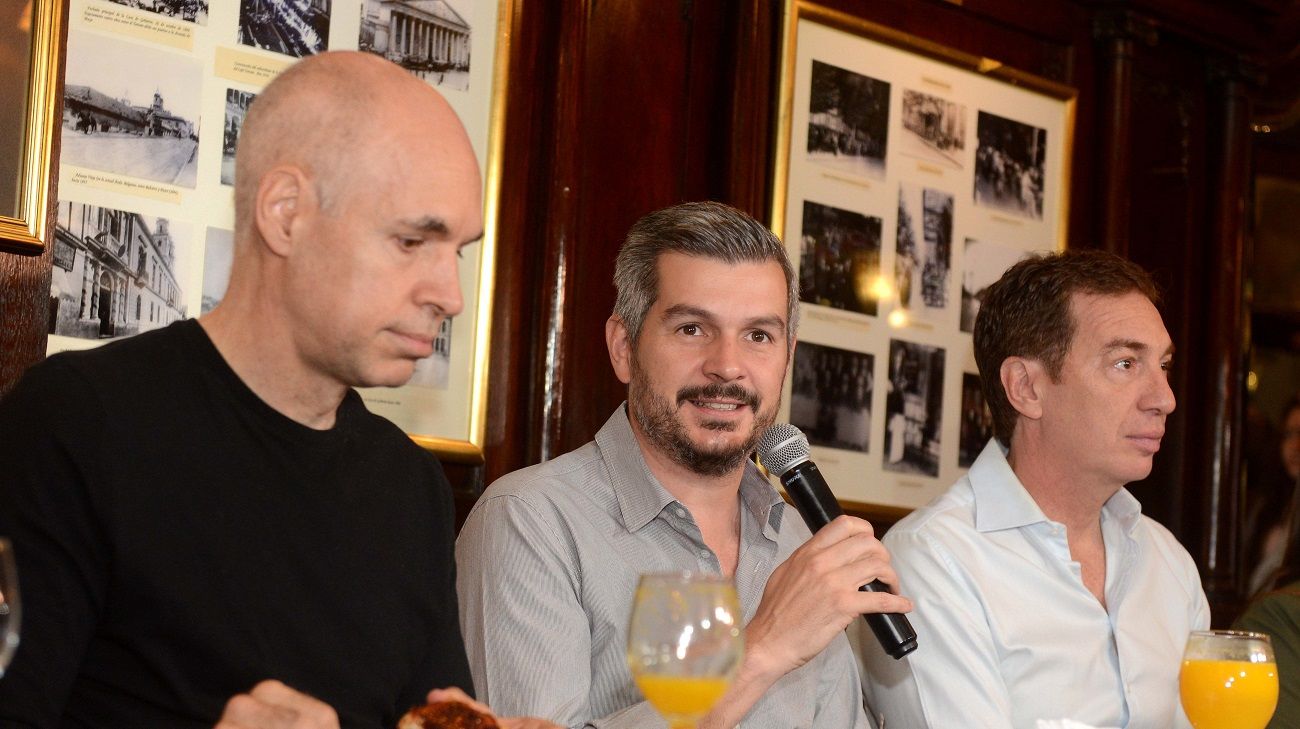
<box><xmin>238</xmin><ymin>0</ymin><xmax>331</xmax><ymax>58</ymax></box>
<box><xmin>102</xmin><ymin>0</ymin><xmax>209</xmax><ymax>24</ymax></box>
<box><xmin>894</xmin><ymin>183</ymin><xmax>954</xmax><ymax>318</ymax></box>
<box><xmin>806</xmin><ymin>60</ymin><xmax>890</xmax><ymax>180</ymax></box>
<box><xmin>899</xmin><ymin>89</ymin><xmax>966</xmax><ymax>169</ymax></box>
<box><xmin>789</xmin><ymin>342</ymin><xmax>874</xmax><ymax>454</ymax></box>
<box><xmin>974</xmin><ymin>110</ymin><xmax>1047</xmax><ymax>219</ymax></box>
<box><xmin>798</xmin><ymin>200</ymin><xmax>883</xmax><ymax>317</ymax></box>
<box><xmin>959</xmin><ymin>372</ymin><xmax>994</xmax><ymax>467</ymax></box>
<box><xmin>884</xmin><ymin>338</ymin><xmax>945</xmax><ymax>477</ymax></box>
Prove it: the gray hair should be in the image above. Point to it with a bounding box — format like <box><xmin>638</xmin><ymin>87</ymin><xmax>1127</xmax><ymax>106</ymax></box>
<box><xmin>612</xmin><ymin>201</ymin><xmax>800</xmax><ymax>343</ymax></box>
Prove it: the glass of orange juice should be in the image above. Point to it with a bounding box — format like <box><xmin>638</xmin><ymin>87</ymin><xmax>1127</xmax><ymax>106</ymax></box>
<box><xmin>626</xmin><ymin>572</ymin><xmax>743</xmax><ymax>729</ymax></box>
<box><xmin>1180</xmin><ymin>630</ymin><xmax>1278</xmax><ymax>729</ymax></box>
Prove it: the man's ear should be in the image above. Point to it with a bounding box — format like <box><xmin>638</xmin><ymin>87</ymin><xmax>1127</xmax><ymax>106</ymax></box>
<box><xmin>1000</xmin><ymin>356</ymin><xmax>1045</xmax><ymax>421</ymax></box>
<box><xmin>254</xmin><ymin>167</ymin><xmax>312</xmax><ymax>257</ymax></box>
<box><xmin>606</xmin><ymin>315</ymin><xmax>634</xmax><ymax>385</ymax></box>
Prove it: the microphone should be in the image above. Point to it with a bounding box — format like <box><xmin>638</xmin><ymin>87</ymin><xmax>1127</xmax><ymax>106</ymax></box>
<box><xmin>757</xmin><ymin>422</ymin><xmax>918</xmax><ymax>659</ymax></box>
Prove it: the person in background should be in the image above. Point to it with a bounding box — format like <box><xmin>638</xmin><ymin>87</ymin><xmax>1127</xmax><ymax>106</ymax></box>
<box><xmin>0</xmin><ymin>51</ymin><xmax>554</xmax><ymax>729</ymax></box>
<box><xmin>1243</xmin><ymin>395</ymin><xmax>1300</xmax><ymax>595</ymax></box>
<box><xmin>1234</xmin><ymin>427</ymin><xmax>1300</xmax><ymax>729</ymax></box>
<box><xmin>861</xmin><ymin>250</ymin><xmax>1209</xmax><ymax>728</ymax></box>
<box><xmin>456</xmin><ymin>201</ymin><xmax>911</xmax><ymax>728</ymax></box>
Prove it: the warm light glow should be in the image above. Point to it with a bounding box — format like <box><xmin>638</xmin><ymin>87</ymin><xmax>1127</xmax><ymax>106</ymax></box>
<box><xmin>19</xmin><ymin>0</ymin><xmax>32</xmax><ymax>32</ymax></box>
<box><xmin>1247</xmin><ymin>371</ymin><xmax>1259</xmax><ymax>393</ymax></box>
<box><xmin>887</xmin><ymin>309</ymin><xmax>909</xmax><ymax>328</ymax></box>
<box><xmin>868</xmin><ymin>275</ymin><xmax>894</xmax><ymax>301</ymax></box>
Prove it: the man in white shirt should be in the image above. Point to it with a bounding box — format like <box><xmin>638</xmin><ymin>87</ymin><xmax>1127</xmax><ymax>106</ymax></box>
<box><xmin>860</xmin><ymin>249</ymin><xmax>1210</xmax><ymax>729</ymax></box>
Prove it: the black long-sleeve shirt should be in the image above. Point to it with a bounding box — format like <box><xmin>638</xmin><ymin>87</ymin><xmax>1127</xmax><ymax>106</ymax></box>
<box><xmin>0</xmin><ymin>320</ymin><xmax>472</xmax><ymax>727</ymax></box>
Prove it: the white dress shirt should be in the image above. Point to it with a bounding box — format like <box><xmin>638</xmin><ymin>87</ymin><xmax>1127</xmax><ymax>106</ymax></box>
<box><xmin>859</xmin><ymin>440</ymin><xmax>1210</xmax><ymax>729</ymax></box>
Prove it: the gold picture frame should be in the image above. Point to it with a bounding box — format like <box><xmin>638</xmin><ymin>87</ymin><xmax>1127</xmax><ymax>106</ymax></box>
<box><xmin>771</xmin><ymin>1</ymin><xmax>1075</xmax><ymax>515</ymax></box>
<box><xmin>402</xmin><ymin>0</ymin><xmax>516</xmax><ymax>464</ymax></box>
<box><xmin>0</xmin><ymin>0</ymin><xmax>64</xmax><ymax>256</ymax></box>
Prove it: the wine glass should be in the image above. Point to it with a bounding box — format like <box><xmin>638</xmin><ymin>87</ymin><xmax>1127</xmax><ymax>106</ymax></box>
<box><xmin>1179</xmin><ymin>629</ymin><xmax>1278</xmax><ymax>729</ymax></box>
<box><xmin>0</xmin><ymin>538</ymin><xmax>20</xmax><ymax>677</ymax></box>
<box><xmin>626</xmin><ymin>572</ymin><xmax>744</xmax><ymax>729</ymax></box>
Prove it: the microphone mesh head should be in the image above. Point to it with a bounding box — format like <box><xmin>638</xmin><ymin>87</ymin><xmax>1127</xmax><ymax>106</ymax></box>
<box><xmin>758</xmin><ymin>423</ymin><xmax>811</xmax><ymax>475</ymax></box>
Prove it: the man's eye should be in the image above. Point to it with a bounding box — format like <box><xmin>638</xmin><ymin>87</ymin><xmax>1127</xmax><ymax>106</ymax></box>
<box><xmin>749</xmin><ymin>331</ymin><xmax>771</xmax><ymax>343</ymax></box>
<box><xmin>398</xmin><ymin>237</ymin><xmax>423</xmax><ymax>249</ymax></box>
<box><xmin>1160</xmin><ymin>360</ymin><xmax>1173</xmax><ymax>372</ymax></box>
<box><xmin>1115</xmin><ymin>359</ymin><xmax>1134</xmax><ymax>370</ymax></box>
<box><xmin>679</xmin><ymin>324</ymin><xmax>701</xmax><ymax>336</ymax></box>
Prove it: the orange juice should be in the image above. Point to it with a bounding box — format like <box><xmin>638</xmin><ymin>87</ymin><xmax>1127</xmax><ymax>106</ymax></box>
<box><xmin>1180</xmin><ymin>658</ymin><xmax>1279</xmax><ymax>729</ymax></box>
<box><xmin>634</xmin><ymin>674</ymin><xmax>730</xmax><ymax>727</ymax></box>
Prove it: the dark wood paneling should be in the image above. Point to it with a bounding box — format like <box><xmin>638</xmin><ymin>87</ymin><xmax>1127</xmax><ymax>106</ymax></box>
<box><xmin>0</xmin><ymin>0</ymin><xmax>65</xmax><ymax>399</ymax></box>
<box><xmin>0</xmin><ymin>247</ymin><xmax>53</xmax><ymax>399</ymax></box>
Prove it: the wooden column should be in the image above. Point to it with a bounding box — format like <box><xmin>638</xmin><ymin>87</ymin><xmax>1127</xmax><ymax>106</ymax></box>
<box><xmin>1092</xmin><ymin>10</ymin><xmax>1156</xmax><ymax>256</ymax></box>
<box><xmin>1198</xmin><ymin>55</ymin><xmax>1261</xmax><ymax>620</ymax></box>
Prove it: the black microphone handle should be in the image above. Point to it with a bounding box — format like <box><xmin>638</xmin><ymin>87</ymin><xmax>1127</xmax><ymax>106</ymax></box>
<box><xmin>780</xmin><ymin>461</ymin><xmax>918</xmax><ymax>659</ymax></box>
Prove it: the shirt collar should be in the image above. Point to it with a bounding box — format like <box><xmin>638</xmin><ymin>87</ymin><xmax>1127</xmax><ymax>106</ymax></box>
<box><xmin>594</xmin><ymin>404</ymin><xmax>786</xmax><ymax>535</ymax></box>
<box><xmin>1102</xmin><ymin>486</ymin><xmax>1143</xmax><ymax>534</ymax></box>
<box><xmin>969</xmin><ymin>438</ymin><xmax>1146</xmax><ymax>534</ymax></box>
<box><xmin>970</xmin><ymin>439</ymin><xmax>1051</xmax><ymax>533</ymax></box>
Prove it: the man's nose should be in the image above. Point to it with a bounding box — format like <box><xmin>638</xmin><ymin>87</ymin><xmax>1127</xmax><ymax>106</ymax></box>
<box><xmin>1144</xmin><ymin>367</ymin><xmax>1176</xmax><ymax>416</ymax></box>
<box><xmin>420</xmin><ymin>251</ymin><xmax>464</xmax><ymax>320</ymax></box>
<box><xmin>702</xmin><ymin>336</ymin><xmax>743</xmax><ymax>382</ymax></box>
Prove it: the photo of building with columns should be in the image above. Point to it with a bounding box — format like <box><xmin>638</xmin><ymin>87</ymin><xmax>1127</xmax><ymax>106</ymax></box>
<box><xmin>49</xmin><ymin>201</ymin><xmax>188</xmax><ymax>341</ymax></box>
<box><xmin>360</xmin><ymin>0</ymin><xmax>471</xmax><ymax>91</ymax></box>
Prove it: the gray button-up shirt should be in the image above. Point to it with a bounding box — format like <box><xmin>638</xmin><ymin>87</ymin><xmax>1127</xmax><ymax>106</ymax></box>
<box><xmin>456</xmin><ymin>406</ymin><xmax>869</xmax><ymax>728</ymax></box>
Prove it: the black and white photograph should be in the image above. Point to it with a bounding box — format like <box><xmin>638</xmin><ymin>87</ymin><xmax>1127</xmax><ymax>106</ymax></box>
<box><xmin>238</xmin><ymin>0</ymin><xmax>331</xmax><ymax>58</ymax></box>
<box><xmin>201</xmin><ymin>227</ymin><xmax>232</xmax><ymax>315</ymax></box>
<box><xmin>61</xmin><ymin>32</ymin><xmax>202</xmax><ymax>188</ymax></box>
<box><xmin>221</xmin><ymin>89</ymin><xmax>257</xmax><ymax>186</ymax></box>
<box><xmin>789</xmin><ymin>342</ymin><xmax>874</xmax><ymax>453</ymax></box>
<box><xmin>960</xmin><ymin>237</ymin><xmax>1035</xmax><ymax>332</ymax></box>
<box><xmin>958</xmin><ymin>372</ymin><xmax>994</xmax><ymax>468</ymax></box>
<box><xmin>894</xmin><ymin>183</ymin><xmax>954</xmax><ymax>320</ymax></box>
<box><xmin>883</xmin><ymin>338</ymin><xmax>945</xmax><ymax>477</ymax></box>
<box><xmin>974</xmin><ymin>110</ymin><xmax>1047</xmax><ymax>219</ymax></box>
<box><xmin>100</xmin><ymin>0</ymin><xmax>209</xmax><ymax>24</ymax></box>
<box><xmin>359</xmin><ymin>0</ymin><xmax>472</xmax><ymax>91</ymax></box>
<box><xmin>899</xmin><ymin>89</ymin><xmax>966</xmax><ymax>169</ymax></box>
<box><xmin>798</xmin><ymin>200</ymin><xmax>883</xmax><ymax>317</ymax></box>
<box><xmin>806</xmin><ymin>60</ymin><xmax>890</xmax><ymax>180</ymax></box>
<box><xmin>48</xmin><ymin>200</ymin><xmax>190</xmax><ymax>341</ymax></box>
<box><xmin>407</xmin><ymin>319</ymin><xmax>453</xmax><ymax>389</ymax></box>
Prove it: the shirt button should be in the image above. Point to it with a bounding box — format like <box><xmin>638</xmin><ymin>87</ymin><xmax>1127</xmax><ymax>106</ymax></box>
<box><xmin>700</xmin><ymin>549</ymin><xmax>710</xmax><ymax>559</ymax></box>
<box><xmin>675</xmin><ymin>507</ymin><xmax>687</xmax><ymax>519</ymax></box>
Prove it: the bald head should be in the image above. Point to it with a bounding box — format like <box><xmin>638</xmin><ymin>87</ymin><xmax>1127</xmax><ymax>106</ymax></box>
<box><xmin>233</xmin><ymin>51</ymin><xmax>476</xmax><ymax>241</ymax></box>
<box><xmin>206</xmin><ymin>51</ymin><xmax>482</xmax><ymax>409</ymax></box>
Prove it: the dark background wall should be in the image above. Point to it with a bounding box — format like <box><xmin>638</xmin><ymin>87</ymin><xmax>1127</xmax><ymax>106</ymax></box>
<box><xmin>3</xmin><ymin>0</ymin><xmax>1298</xmax><ymax>624</ymax></box>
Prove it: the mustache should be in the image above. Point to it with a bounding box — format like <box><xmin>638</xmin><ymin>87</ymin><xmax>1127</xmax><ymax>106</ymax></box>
<box><xmin>676</xmin><ymin>383</ymin><xmax>761</xmax><ymax>411</ymax></box>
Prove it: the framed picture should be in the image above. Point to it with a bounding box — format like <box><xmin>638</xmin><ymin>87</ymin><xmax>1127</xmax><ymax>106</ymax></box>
<box><xmin>0</xmin><ymin>0</ymin><xmax>64</xmax><ymax>255</ymax></box>
<box><xmin>771</xmin><ymin>1</ymin><xmax>1074</xmax><ymax>514</ymax></box>
<box><xmin>45</xmin><ymin>0</ymin><xmax>513</xmax><ymax>463</ymax></box>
